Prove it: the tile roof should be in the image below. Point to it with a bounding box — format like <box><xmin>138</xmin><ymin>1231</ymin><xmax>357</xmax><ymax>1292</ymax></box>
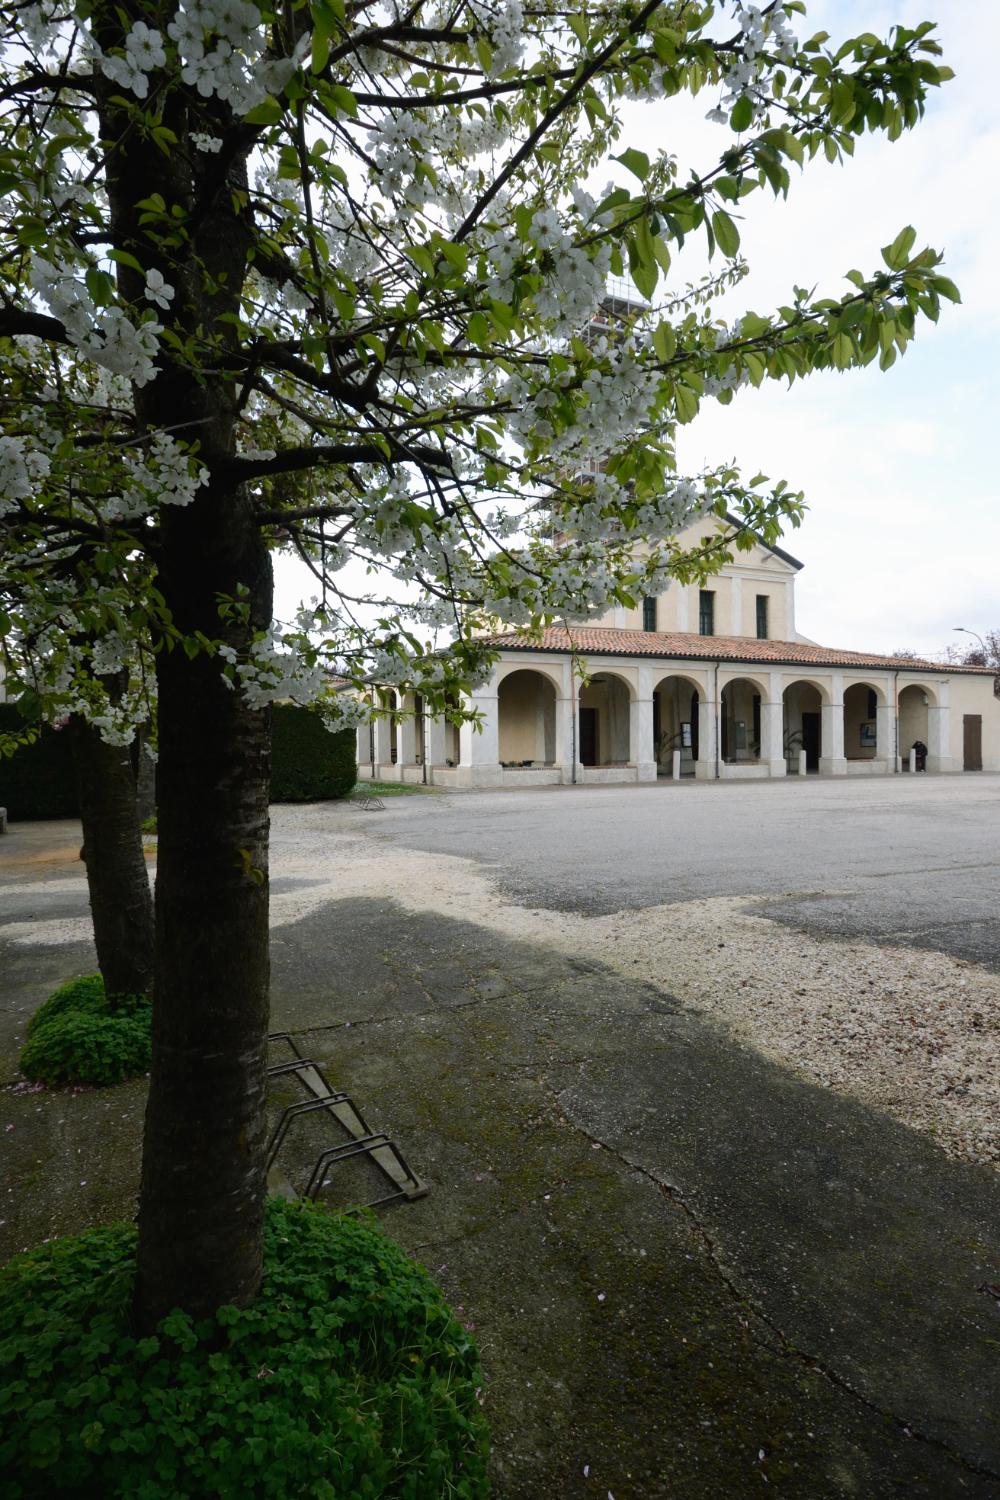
<box><xmin>478</xmin><ymin>626</ymin><xmax>996</xmax><ymax>676</ymax></box>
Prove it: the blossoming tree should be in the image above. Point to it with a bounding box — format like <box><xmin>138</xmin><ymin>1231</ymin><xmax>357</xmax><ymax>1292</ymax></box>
<box><xmin>0</xmin><ymin>0</ymin><xmax>956</xmax><ymax>1327</ymax></box>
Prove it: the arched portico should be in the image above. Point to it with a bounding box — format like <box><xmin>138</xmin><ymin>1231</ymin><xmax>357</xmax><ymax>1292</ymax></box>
<box><xmin>498</xmin><ymin>668</ymin><xmax>557</xmax><ymax>767</ymax></box>
<box><xmin>898</xmin><ymin>683</ymin><xmax>929</xmax><ymax>770</ymax></box>
<box><xmin>844</xmin><ymin>680</ymin><xmax>891</xmax><ymax>772</ymax></box>
<box><xmin>578</xmin><ymin>672</ymin><xmax>632</xmax><ymax>768</ymax></box>
<box><xmin>783</xmin><ymin>679</ymin><xmax>826</xmax><ymax>773</ymax></box>
<box><xmin>720</xmin><ymin>676</ymin><xmax>765</xmax><ymax>767</ymax></box>
<box><xmin>653</xmin><ymin>673</ymin><xmax>703</xmax><ymax>777</ymax></box>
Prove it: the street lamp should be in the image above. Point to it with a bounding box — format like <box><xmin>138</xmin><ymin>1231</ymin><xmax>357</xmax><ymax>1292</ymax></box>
<box><xmin>953</xmin><ymin>626</ymin><xmax>989</xmax><ymax>659</ymax></box>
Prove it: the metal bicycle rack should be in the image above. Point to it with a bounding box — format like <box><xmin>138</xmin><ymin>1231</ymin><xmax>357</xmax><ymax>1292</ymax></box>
<box><xmin>266</xmin><ymin>1032</ymin><xmax>427</xmax><ymax>1209</ymax></box>
<box><xmin>354</xmin><ymin>790</ymin><xmax>385</xmax><ymax>810</ymax></box>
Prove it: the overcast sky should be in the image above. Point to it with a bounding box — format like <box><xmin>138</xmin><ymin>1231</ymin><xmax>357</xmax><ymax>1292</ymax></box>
<box><xmin>670</xmin><ymin>0</ymin><xmax>998</xmax><ymax>656</ymax></box>
<box><xmin>275</xmin><ymin>0</ymin><xmax>996</xmax><ymax>659</ymax></box>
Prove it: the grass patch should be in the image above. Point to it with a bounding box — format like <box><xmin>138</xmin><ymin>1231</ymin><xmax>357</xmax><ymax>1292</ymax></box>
<box><xmin>352</xmin><ymin>780</ymin><xmax>436</xmax><ymax>798</ymax></box>
<box><xmin>0</xmin><ymin>1198</ymin><xmax>489</xmax><ymax>1499</ymax></box>
<box><xmin>20</xmin><ymin>975</ymin><xmax>151</xmax><ymax>1088</ymax></box>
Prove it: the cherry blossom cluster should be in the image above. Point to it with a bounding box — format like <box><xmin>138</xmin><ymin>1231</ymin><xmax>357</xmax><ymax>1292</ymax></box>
<box><xmin>218</xmin><ymin>626</ymin><xmax>328</xmax><ymax>708</ymax></box>
<box><xmin>706</xmin><ymin>3</ymin><xmax>798</xmax><ymax>128</ymax></box>
<box><xmin>0</xmin><ymin>436</ymin><xmax>52</xmax><ymax>515</ymax></box>
<box><xmin>467</xmin><ymin>0</ymin><xmax>525</xmax><ymax>74</ymax></box>
<box><xmin>93</xmin><ymin>3</ymin><xmax>311</xmax><ymax>115</ymax></box>
<box><xmin>106</xmin><ymin>433</ymin><xmax>210</xmax><ymax>523</ymax></box>
<box><xmin>29</xmin><ymin>258</ymin><xmax>162</xmax><ymax>387</ymax></box>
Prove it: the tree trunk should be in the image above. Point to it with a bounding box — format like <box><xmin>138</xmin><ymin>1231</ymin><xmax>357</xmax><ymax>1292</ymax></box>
<box><xmin>132</xmin><ymin>491</ymin><xmax>273</xmax><ymax>1330</ymax></box>
<box><xmin>93</xmin><ymin>14</ymin><xmax>275</xmax><ymax>1326</ymax></box>
<box><xmin>68</xmin><ymin>715</ymin><xmax>154</xmax><ymax>998</ymax></box>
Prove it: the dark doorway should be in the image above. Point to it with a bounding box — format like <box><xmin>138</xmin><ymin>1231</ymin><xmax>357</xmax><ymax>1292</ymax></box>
<box><xmin>801</xmin><ymin>712</ymin><xmax>821</xmax><ymax>771</ymax></box>
<box><xmin>579</xmin><ymin>707</ymin><xmax>598</xmax><ymax>766</ymax></box>
<box><xmin>690</xmin><ymin>691</ymin><xmax>700</xmax><ymax>761</ymax></box>
<box><xmin>963</xmin><ymin>715</ymin><xmax>982</xmax><ymax>771</ymax></box>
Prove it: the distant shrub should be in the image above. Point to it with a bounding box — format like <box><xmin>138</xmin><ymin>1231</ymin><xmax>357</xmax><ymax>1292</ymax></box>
<box><xmin>0</xmin><ymin>1198</ymin><xmax>490</xmax><ymax>1499</ymax></box>
<box><xmin>271</xmin><ymin>704</ymin><xmax>356</xmax><ymax>802</ymax></box>
<box><xmin>20</xmin><ymin>975</ymin><xmax>151</xmax><ymax>1088</ymax></box>
<box><xmin>0</xmin><ymin>704</ymin><xmax>78</xmax><ymax>820</ymax></box>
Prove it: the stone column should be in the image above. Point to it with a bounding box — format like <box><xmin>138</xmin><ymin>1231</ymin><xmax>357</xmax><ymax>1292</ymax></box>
<box><xmin>396</xmin><ymin>695</ymin><xmax>417</xmax><ymax>771</ymax></box>
<box><xmin>926</xmin><ymin>681</ymin><xmax>954</xmax><ymax>772</ymax></box>
<box><xmin>372</xmin><ymin>711</ymin><xmax>394</xmax><ymax>774</ymax></box>
<box><xmin>819</xmin><ymin>673</ymin><xmax>846</xmax><ymax>775</ymax></box>
<box><xmin>424</xmin><ymin>714</ymin><xmax>450</xmax><ymax>781</ymax></box>
<box><xmin>555</xmin><ymin>675</ymin><xmax>579</xmax><ymax>785</ymax></box>
<box><xmin>458</xmin><ymin>681</ymin><xmax>501</xmax><ymax>787</ymax></box>
<box><xmin>356</xmin><ymin>724</ymin><xmax>372</xmax><ymax>778</ymax></box>
<box><xmin>632</xmin><ymin>665</ymin><xmax>657</xmax><ymax>781</ymax></box>
<box><xmin>695</xmin><ymin>691</ymin><xmax>718</xmax><ymax>780</ymax></box>
<box><xmin>876</xmin><ymin>700</ymin><xmax>894</xmax><ymax>771</ymax></box>
<box><xmin>762</xmin><ymin>677</ymin><xmax>785</xmax><ymax>777</ymax></box>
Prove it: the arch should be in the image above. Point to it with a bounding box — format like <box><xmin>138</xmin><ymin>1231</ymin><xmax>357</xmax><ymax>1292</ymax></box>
<box><xmin>898</xmin><ymin>683</ymin><xmax>930</xmax><ymax>767</ymax></box>
<box><xmin>720</xmin><ymin>676</ymin><xmax>763</xmax><ymax>764</ymax></box>
<box><xmin>843</xmin><ymin>677</ymin><xmax>888</xmax><ymax>706</ymax></box>
<box><xmin>578</xmin><ymin>671</ymin><xmax>631</xmax><ymax>765</ymax></box>
<box><xmin>898</xmin><ymin>677</ymin><xmax>940</xmax><ymax>708</ymax></box>
<box><xmin>652</xmin><ymin>673</ymin><xmax>704</xmax><ymax>773</ymax></box>
<box><xmin>782</xmin><ymin>678</ymin><xmax>826</xmax><ymax>772</ymax></box>
<box><xmin>495</xmin><ymin>659</ymin><xmax>563</xmax><ymax>696</ymax></box>
<box><xmin>498</xmin><ymin>669</ymin><xmax>557</xmax><ymax>766</ymax></box>
<box><xmin>843</xmin><ymin>680</ymin><xmax>883</xmax><ymax>761</ymax></box>
<box><xmin>719</xmin><ymin>669</ymin><xmax>770</xmax><ymax>699</ymax></box>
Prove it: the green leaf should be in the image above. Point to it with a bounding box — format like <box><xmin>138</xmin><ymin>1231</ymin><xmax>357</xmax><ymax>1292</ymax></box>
<box><xmin>730</xmin><ymin>95</ymin><xmax>753</xmax><ymax>132</ymax></box>
<box><xmin>881</xmin><ymin>225</ymin><xmax>916</xmax><ymax>270</ymax></box>
<box><xmin>652</xmin><ymin>322</ymin><xmax>676</xmax><ymax>362</ymax></box>
<box><xmin>712</xmin><ymin>210</ymin><xmax>740</xmax><ymax>258</ymax></box>
<box><xmin>242</xmin><ymin>96</ymin><xmax>284</xmax><ymax>124</ymax></box>
<box><xmin>674</xmin><ymin>383</ymin><xmax>699</xmax><ymax>423</ymax></box>
<box><xmin>325</xmin><ymin>83</ymin><xmax>357</xmax><ymax>117</ymax></box>
<box><xmin>615</xmin><ymin>148</ymin><xmax>651</xmax><ymax>182</ymax></box>
<box><xmin>311</xmin><ymin>29</ymin><xmax>331</xmax><ymax>73</ymax></box>
<box><xmin>931</xmin><ymin>274</ymin><xmax>961</xmax><ymax>303</ymax></box>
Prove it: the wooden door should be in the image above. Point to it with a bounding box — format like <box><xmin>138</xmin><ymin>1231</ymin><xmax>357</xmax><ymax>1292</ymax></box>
<box><xmin>963</xmin><ymin>715</ymin><xmax>982</xmax><ymax>771</ymax></box>
<box><xmin>579</xmin><ymin>706</ymin><xmax>598</xmax><ymax>766</ymax></box>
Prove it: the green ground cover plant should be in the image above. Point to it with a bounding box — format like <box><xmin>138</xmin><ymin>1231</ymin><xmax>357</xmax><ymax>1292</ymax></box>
<box><xmin>19</xmin><ymin>975</ymin><xmax>152</xmax><ymax>1088</ymax></box>
<box><xmin>0</xmin><ymin>1198</ymin><xmax>489</xmax><ymax>1499</ymax></box>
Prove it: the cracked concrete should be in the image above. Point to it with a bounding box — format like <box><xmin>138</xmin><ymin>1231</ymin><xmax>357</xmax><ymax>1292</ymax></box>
<box><xmin>3</xmin><ymin>805</ymin><xmax>1000</xmax><ymax>1497</ymax></box>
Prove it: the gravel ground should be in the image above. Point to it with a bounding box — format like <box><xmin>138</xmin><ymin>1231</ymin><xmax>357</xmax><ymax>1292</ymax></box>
<box><xmin>268</xmin><ymin>804</ymin><xmax>1000</xmax><ymax>1171</ymax></box>
<box><xmin>6</xmin><ymin>800</ymin><xmax>999</xmax><ymax>1169</ymax></box>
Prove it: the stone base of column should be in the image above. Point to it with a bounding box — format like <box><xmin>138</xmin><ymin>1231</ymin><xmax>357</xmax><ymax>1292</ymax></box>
<box><xmin>637</xmin><ymin>761</ymin><xmax>658</xmax><ymax>783</ymax></box>
<box><xmin>925</xmin><ymin>755</ymin><xmax>957</xmax><ymax>774</ymax></box>
<box><xmin>694</xmin><ymin>760</ymin><xmax>717</xmax><ymax>781</ymax></box>
<box><xmin>766</xmin><ymin>759</ymin><xmax>787</xmax><ymax>778</ymax></box>
<box><xmin>818</xmin><ymin>756</ymin><xmax>848</xmax><ymax>777</ymax></box>
<box><xmin>457</xmin><ymin>764</ymin><xmax>503</xmax><ymax>788</ymax></box>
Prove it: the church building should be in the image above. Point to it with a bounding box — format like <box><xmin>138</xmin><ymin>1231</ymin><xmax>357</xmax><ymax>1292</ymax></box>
<box><xmin>358</xmin><ymin>516</ymin><xmax>999</xmax><ymax>787</ymax></box>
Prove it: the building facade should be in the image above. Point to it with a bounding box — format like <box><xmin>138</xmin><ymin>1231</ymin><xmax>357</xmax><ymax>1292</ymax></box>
<box><xmin>358</xmin><ymin>523</ymin><xmax>999</xmax><ymax>787</ymax></box>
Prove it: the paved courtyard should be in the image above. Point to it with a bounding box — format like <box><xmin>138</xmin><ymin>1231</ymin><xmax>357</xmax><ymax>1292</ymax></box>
<box><xmin>2</xmin><ymin>776</ymin><xmax>1000</xmax><ymax>1497</ymax></box>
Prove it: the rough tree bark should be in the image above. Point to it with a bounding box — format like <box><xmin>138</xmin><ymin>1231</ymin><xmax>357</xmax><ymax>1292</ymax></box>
<box><xmin>68</xmin><ymin>712</ymin><xmax>154</xmax><ymax>999</ymax></box>
<box><xmin>134</xmin><ymin>496</ymin><xmax>273</xmax><ymax>1327</ymax></box>
<box><xmin>93</xmin><ymin>23</ymin><xmax>275</xmax><ymax>1327</ymax></box>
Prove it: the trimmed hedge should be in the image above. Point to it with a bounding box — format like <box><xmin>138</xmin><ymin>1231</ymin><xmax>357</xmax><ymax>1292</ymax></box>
<box><xmin>0</xmin><ymin>704</ymin><xmax>78</xmax><ymax>820</ymax></box>
<box><xmin>0</xmin><ymin>1198</ymin><xmax>490</xmax><ymax>1499</ymax></box>
<box><xmin>0</xmin><ymin>702</ymin><xmax>356</xmax><ymax>820</ymax></box>
<box><xmin>270</xmin><ymin>703</ymin><xmax>356</xmax><ymax>802</ymax></box>
<box><xmin>20</xmin><ymin>975</ymin><xmax>152</xmax><ymax>1088</ymax></box>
